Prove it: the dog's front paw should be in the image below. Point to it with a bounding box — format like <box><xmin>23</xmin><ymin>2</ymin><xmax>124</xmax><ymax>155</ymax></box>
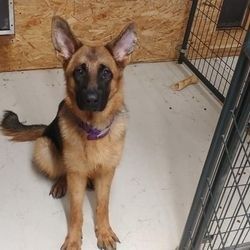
<box><xmin>60</xmin><ymin>236</ymin><xmax>81</xmax><ymax>250</ymax></box>
<box><xmin>96</xmin><ymin>227</ymin><xmax>120</xmax><ymax>250</ymax></box>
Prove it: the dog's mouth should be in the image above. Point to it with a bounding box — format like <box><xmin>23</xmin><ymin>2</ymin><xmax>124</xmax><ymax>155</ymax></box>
<box><xmin>79</xmin><ymin>103</ymin><xmax>106</xmax><ymax>112</ymax></box>
<box><xmin>76</xmin><ymin>89</ymin><xmax>109</xmax><ymax>112</ymax></box>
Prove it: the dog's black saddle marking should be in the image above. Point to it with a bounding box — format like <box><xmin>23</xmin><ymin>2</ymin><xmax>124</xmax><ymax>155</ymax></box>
<box><xmin>43</xmin><ymin>100</ymin><xmax>64</xmax><ymax>153</ymax></box>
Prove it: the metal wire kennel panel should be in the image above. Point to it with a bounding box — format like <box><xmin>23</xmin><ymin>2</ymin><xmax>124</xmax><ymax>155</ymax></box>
<box><xmin>179</xmin><ymin>30</ymin><xmax>250</xmax><ymax>250</ymax></box>
<box><xmin>179</xmin><ymin>0</ymin><xmax>250</xmax><ymax>102</ymax></box>
<box><xmin>201</xmin><ymin>96</ymin><xmax>250</xmax><ymax>250</ymax></box>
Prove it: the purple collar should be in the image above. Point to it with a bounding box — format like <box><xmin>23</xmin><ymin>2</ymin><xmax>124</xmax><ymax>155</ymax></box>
<box><xmin>79</xmin><ymin>119</ymin><xmax>113</xmax><ymax>140</ymax></box>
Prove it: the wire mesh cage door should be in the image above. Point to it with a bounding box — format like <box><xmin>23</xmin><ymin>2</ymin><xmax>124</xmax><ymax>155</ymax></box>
<box><xmin>178</xmin><ymin>28</ymin><xmax>250</xmax><ymax>250</ymax></box>
<box><xmin>178</xmin><ymin>0</ymin><xmax>249</xmax><ymax>102</ymax></box>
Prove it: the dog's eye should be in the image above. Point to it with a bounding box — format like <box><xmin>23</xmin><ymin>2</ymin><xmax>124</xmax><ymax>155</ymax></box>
<box><xmin>75</xmin><ymin>64</ymin><xmax>87</xmax><ymax>76</ymax></box>
<box><xmin>101</xmin><ymin>67</ymin><xmax>112</xmax><ymax>80</ymax></box>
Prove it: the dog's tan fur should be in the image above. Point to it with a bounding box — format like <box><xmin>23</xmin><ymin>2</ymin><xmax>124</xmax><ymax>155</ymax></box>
<box><xmin>1</xmin><ymin>16</ymin><xmax>137</xmax><ymax>250</ymax></box>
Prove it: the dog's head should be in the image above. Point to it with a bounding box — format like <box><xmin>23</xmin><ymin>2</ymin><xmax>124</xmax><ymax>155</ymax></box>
<box><xmin>51</xmin><ymin>16</ymin><xmax>137</xmax><ymax>112</ymax></box>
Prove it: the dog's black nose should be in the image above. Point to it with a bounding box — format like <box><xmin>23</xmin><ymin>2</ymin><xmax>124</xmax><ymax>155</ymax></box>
<box><xmin>86</xmin><ymin>91</ymin><xmax>98</xmax><ymax>104</ymax></box>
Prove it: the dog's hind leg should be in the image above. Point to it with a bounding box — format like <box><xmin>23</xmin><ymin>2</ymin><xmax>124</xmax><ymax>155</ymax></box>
<box><xmin>33</xmin><ymin>137</ymin><xmax>65</xmax><ymax>178</ymax></box>
<box><xmin>33</xmin><ymin>137</ymin><xmax>67</xmax><ymax>198</ymax></box>
<box><xmin>50</xmin><ymin>175</ymin><xmax>67</xmax><ymax>198</ymax></box>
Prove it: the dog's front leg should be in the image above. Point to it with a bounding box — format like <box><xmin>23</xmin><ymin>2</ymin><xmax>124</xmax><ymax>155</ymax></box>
<box><xmin>61</xmin><ymin>171</ymin><xmax>87</xmax><ymax>250</ymax></box>
<box><xmin>95</xmin><ymin>167</ymin><xmax>120</xmax><ymax>250</ymax></box>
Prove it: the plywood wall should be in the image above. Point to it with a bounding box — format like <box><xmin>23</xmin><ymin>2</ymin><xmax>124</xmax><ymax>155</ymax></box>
<box><xmin>0</xmin><ymin>0</ymin><xmax>191</xmax><ymax>72</ymax></box>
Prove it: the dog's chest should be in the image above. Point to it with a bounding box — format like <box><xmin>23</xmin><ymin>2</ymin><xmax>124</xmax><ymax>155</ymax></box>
<box><xmin>62</xmin><ymin>119</ymin><xmax>126</xmax><ymax>170</ymax></box>
<box><xmin>84</xmin><ymin>137</ymin><xmax>124</xmax><ymax>168</ymax></box>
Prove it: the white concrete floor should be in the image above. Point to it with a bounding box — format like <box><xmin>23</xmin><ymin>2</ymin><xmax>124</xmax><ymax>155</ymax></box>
<box><xmin>0</xmin><ymin>62</ymin><xmax>221</xmax><ymax>250</ymax></box>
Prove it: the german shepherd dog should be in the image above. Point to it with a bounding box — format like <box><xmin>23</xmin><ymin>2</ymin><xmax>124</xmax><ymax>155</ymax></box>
<box><xmin>1</xmin><ymin>16</ymin><xmax>137</xmax><ymax>250</ymax></box>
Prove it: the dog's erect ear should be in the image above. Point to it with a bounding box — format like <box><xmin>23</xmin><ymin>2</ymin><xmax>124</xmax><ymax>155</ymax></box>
<box><xmin>51</xmin><ymin>16</ymin><xmax>81</xmax><ymax>60</ymax></box>
<box><xmin>107</xmin><ymin>23</ymin><xmax>137</xmax><ymax>64</ymax></box>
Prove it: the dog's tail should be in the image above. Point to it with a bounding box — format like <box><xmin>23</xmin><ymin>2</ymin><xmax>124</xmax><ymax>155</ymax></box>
<box><xmin>1</xmin><ymin>111</ymin><xmax>46</xmax><ymax>142</ymax></box>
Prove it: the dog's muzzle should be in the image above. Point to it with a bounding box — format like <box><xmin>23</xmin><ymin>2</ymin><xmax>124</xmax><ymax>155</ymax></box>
<box><xmin>76</xmin><ymin>88</ymin><xmax>109</xmax><ymax>112</ymax></box>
